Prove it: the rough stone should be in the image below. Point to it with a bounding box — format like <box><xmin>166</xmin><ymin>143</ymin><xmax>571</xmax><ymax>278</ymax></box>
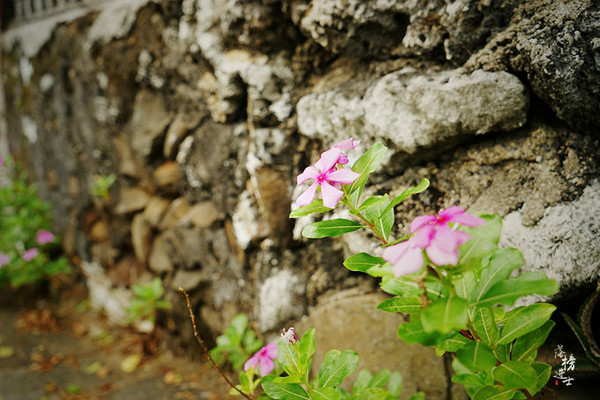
<box><xmin>170</xmin><ymin>270</ymin><xmax>204</xmax><ymax>292</ymax></box>
<box><xmin>131</xmin><ymin>213</ymin><xmax>153</xmax><ymax>263</ymax></box>
<box><xmin>163</xmin><ymin>111</ymin><xmax>203</xmax><ymax>159</ymax></box>
<box><xmin>148</xmin><ymin>234</ymin><xmax>175</xmax><ymax>274</ymax></box>
<box><xmin>295</xmin><ymin>292</ymin><xmax>450</xmax><ymax>398</ymax></box>
<box><xmin>258</xmin><ymin>269</ymin><xmax>306</xmax><ymax>332</ymax></box>
<box><xmin>142</xmin><ymin>196</ymin><xmax>171</xmax><ymax>228</ymax></box>
<box><xmin>500</xmin><ymin>181</ymin><xmax>600</xmax><ymax>291</ymax></box>
<box><xmin>130</xmin><ymin>90</ymin><xmax>172</xmax><ymax>160</ymax></box>
<box><xmin>152</xmin><ymin>161</ymin><xmax>182</xmax><ymax>194</ymax></box>
<box><xmin>232</xmin><ymin>190</ymin><xmax>268</xmax><ymax>249</ymax></box>
<box><xmin>113</xmin><ymin>136</ymin><xmax>141</xmax><ymax>178</ymax></box>
<box><xmin>297</xmin><ymin>68</ymin><xmax>528</xmax><ymax>156</ymax></box>
<box><xmin>183</xmin><ymin>201</ymin><xmax>222</xmax><ymax>228</ymax></box>
<box><xmin>114</xmin><ymin>187</ymin><xmax>150</xmax><ymax>214</ymax></box>
<box><xmin>90</xmin><ymin>220</ymin><xmax>110</xmax><ymax>243</ymax></box>
<box><xmin>158</xmin><ymin>197</ymin><xmax>191</xmax><ymax>231</ymax></box>
<box><xmin>80</xmin><ymin>261</ymin><xmax>131</xmax><ymax>325</ymax></box>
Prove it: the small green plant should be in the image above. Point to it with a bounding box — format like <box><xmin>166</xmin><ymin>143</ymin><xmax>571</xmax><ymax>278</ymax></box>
<box><xmin>126</xmin><ymin>277</ymin><xmax>172</xmax><ymax>325</ymax></box>
<box><xmin>210</xmin><ymin>313</ymin><xmax>264</xmax><ymax>370</ymax></box>
<box><xmin>92</xmin><ymin>173</ymin><xmax>117</xmax><ymax>200</ymax></box>
<box><xmin>0</xmin><ymin>157</ymin><xmax>71</xmax><ymax>287</ymax></box>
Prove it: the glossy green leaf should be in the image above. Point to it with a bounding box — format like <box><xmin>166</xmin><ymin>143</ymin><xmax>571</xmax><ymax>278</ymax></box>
<box><xmin>363</xmin><ymin>194</ymin><xmax>394</xmax><ymax>241</ymax></box>
<box><xmin>302</xmin><ymin>219</ymin><xmax>364</xmax><ymax>239</ymax></box>
<box><xmin>497</xmin><ymin>304</ymin><xmax>556</xmax><ymax>345</ymax></box>
<box><xmin>298</xmin><ymin>328</ymin><xmax>316</xmax><ymax>376</ymax></box>
<box><xmin>435</xmin><ymin>333</ymin><xmax>470</xmax><ymax>353</ymax></box>
<box><xmin>318</xmin><ymin>349</ymin><xmax>359</xmax><ymax>388</ymax></box>
<box><xmin>344</xmin><ymin>253</ymin><xmax>386</xmax><ymax>273</ymax></box>
<box><xmin>261</xmin><ymin>376</ymin><xmax>309</xmax><ymax>400</ymax></box>
<box><xmin>378</xmin><ymin>178</ymin><xmax>430</xmax><ymax>217</ymax></box>
<box><xmin>458</xmin><ymin>215</ymin><xmax>502</xmax><ymax>270</ymax></box>
<box><xmin>278</xmin><ymin>339</ymin><xmax>301</xmax><ymax>376</ymax></box>
<box><xmin>376</xmin><ymin>296</ymin><xmax>422</xmax><ymax>314</ymax></box>
<box><xmin>387</xmin><ymin>372</ymin><xmax>403</xmax><ymax>397</ymax></box>
<box><xmin>290</xmin><ymin>199</ymin><xmax>331</xmax><ymax>218</ymax></box>
<box><xmin>421</xmin><ymin>296</ymin><xmax>469</xmax><ymax>334</ymax></box>
<box><xmin>453</xmin><ymin>270</ymin><xmax>476</xmax><ymax>300</ymax></box>
<box><xmin>310</xmin><ymin>387</ymin><xmax>341</xmax><ymax>400</ymax></box>
<box><xmin>456</xmin><ymin>341</ymin><xmax>497</xmax><ymax>372</ymax></box>
<box><xmin>493</xmin><ymin>343</ymin><xmax>512</xmax><ymax>363</ymax></box>
<box><xmin>512</xmin><ymin>321</ymin><xmax>555</xmax><ymax>362</ymax></box>
<box><xmin>471</xmin><ymin>385</ymin><xmax>515</xmax><ymax>400</ymax></box>
<box><xmin>353</xmin><ymin>369</ymin><xmax>373</xmax><ymax>393</ymax></box>
<box><xmin>409</xmin><ymin>392</ymin><xmax>425</xmax><ymax>400</ymax></box>
<box><xmin>470</xmin><ymin>248</ymin><xmax>524</xmax><ymax>304</ymax></box>
<box><xmin>356</xmin><ymin>196</ymin><xmax>387</xmax><ymax>212</ymax></box>
<box><xmin>357</xmin><ymin>387</ymin><xmax>389</xmax><ymax>400</ymax></box>
<box><xmin>472</xmin><ymin>306</ymin><xmax>499</xmax><ymax>345</ymax></box>
<box><xmin>528</xmin><ymin>362</ymin><xmax>552</xmax><ymax>395</ymax></box>
<box><xmin>492</xmin><ymin>361</ymin><xmax>537</xmax><ymax>390</ymax></box>
<box><xmin>368</xmin><ymin>369</ymin><xmax>391</xmax><ymax>387</ymax></box>
<box><xmin>451</xmin><ymin>373</ymin><xmax>485</xmax><ymax>386</ymax></box>
<box><xmin>348</xmin><ymin>143</ymin><xmax>388</xmax><ymax>206</ymax></box>
<box><xmin>475</xmin><ymin>272</ymin><xmax>559</xmax><ymax>307</ymax></box>
<box><xmin>397</xmin><ymin>319</ymin><xmax>454</xmax><ymax>346</ymax></box>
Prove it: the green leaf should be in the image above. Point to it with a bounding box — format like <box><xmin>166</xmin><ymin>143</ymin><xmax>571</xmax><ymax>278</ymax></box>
<box><xmin>456</xmin><ymin>341</ymin><xmax>497</xmax><ymax>372</ymax></box>
<box><xmin>408</xmin><ymin>392</ymin><xmax>426</xmax><ymax>400</ymax></box>
<box><xmin>493</xmin><ymin>343</ymin><xmax>512</xmax><ymax>363</ymax></box>
<box><xmin>261</xmin><ymin>376</ymin><xmax>310</xmax><ymax>400</ymax></box>
<box><xmin>470</xmin><ymin>248</ymin><xmax>524</xmax><ymax>304</ymax></box>
<box><xmin>368</xmin><ymin>369</ymin><xmax>391</xmax><ymax>387</ymax></box>
<box><xmin>356</xmin><ymin>387</ymin><xmax>389</xmax><ymax>400</ymax></box>
<box><xmin>378</xmin><ymin>178</ymin><xmax>430</xmax><ymax>217</ymax></box>
<box><xmin>310</xmin><ymin>387</ymin><xmax>342</xmax><ymax>400</ymax></box>
<box><xmin>278</xmin><ymin>339</ymin><xmax>301</xmax><ymax>376</ymax></box>
<box><xmin>471</xmin><ymin>385</ymin><xmax>515</xmax><ymax>400</ymax></box>
<box><xmin>512</xmin><ymin>321</ymin><xmax>555</xmax><ymax>362</ymax></box>
<box><xmin>492</xmin><ymin>361</ymin><xmax>537</xmax><ymax>390</ymax></box>
<box><xmin>302</xmin><ymin>219</ymin><xmax>364</xmax><ymax>239</ymax></box>
<box><xmin>363</xmin><ymin>194</ymin><xmax>394</xmax><ymax>241</ymax></box>
<box><xmin>435</xmin><ymin>333</ymin><xmax>470</xmax><ymax>353</ymax></box>
<box><xmin>472</xmin><ymin>306</ymin><xmax>499</xmax><ymax>345</ymax></box>
<box><xmin>475</xmin><ymin>272</ymin><xmax>559</xmax><ymax>307</ymax></box>
<box><xmin>376</xmin><ymin>296</ymin><xmax>422</xmax><ymax>314</ymax></box>
<box><xmin>290</xmin><ymin>199</ymin><xmax>332</xmax><ymax>218</ymax></box>
<box><xmin>356</xmin><ymin>196</ymin><xmax>388</xmax><ymax>212</ymax></box>
<box><xmin>348</xmin><ymin>143</ymin><xmax>388</xmax><ymax>206</ymax></box>
<box><xmin>528</xmin><ymin>362</ymin><xmax>552</xmax><ymax>395</ymax></box>
<box><xmin>318</xmin><ymin>349</ymin><xmax>360</xmax><ymax>388</ymax></box>
<box><xmin>298</xmin><ymin>328</ymin><xmax>316</xmax><ymax>377</ymax></box>
<box><xmin>497</xmin><ymin>304</ymin><xmax>556</xmax><ymax>345</ymax></box>
<box><xmin>230</xmin><ymin>313</ymin><xmax>248</xmax><ymax>339</ymax></box>
<box><xmin>453</xmin><ymin>270</ymin><xmax>476</xmax><ymax>300</ymax></box>
<box><xmin>397</xmin><ymin>319</ymin><xmax>454</xmax><ymax>346</ymax></box>
<box><xmin>344</xmin><ymin>253</ymin><xmax>386</xmax><ymax>273</ymax></box>
<box><xmin>451</xmin><ymin>373</ymin><xmax>485</xmax><ymax>386</ymax></box>
<box><xmin>387</xmin><ymin>372</ymin><xmax>403</xmax><ymax>397</ymax></box>
<box><xmin>421</xmin><ymin>296</ymin><xmax>469</xmax><ymax>334</ymax></box>
<box><xmin>353</xmin><ymin>369</ymin><xmax>373</xmax><ymax>393</ymax></box>
<box><xmin>458</xmin><ymin>215</ymin><xmax>502</xmax><ymax>270</ymax></box>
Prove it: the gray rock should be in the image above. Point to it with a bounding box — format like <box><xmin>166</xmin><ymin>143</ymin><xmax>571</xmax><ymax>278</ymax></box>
<box><xmin>297</xmin><ymin>68</ymin><xmax>528</xmax><ymax>155</ymax></box>
<box><xmin>258</xmin><ymin>269</ymin><xmax>306</xmax><ymax>332</ymax></box>
<box><xmin>500</xmin><ymin>181</ymin><xmax>600</xmax><ymax>291</ymax></box>
<box><xmin>130</xmin><ymin>90</ymin><xmax>172</xmax><ymax>159</ymax></box>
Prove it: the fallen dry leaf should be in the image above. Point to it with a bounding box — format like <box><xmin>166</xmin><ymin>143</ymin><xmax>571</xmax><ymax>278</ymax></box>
<box><xmin>16</xmin><ymin>309</ymin><xmax>59</xmax><ymax>333</ymax></box>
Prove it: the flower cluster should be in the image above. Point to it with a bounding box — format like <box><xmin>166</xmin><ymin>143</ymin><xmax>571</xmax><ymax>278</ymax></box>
<box><xmin>0</xmin><ymin>229</ymin><xmax>55</xmax><ymax>269</ymax></box>
<box><xmin>383</xmin><ymin>206</ymin><xmax>484</xmax><ymax>277</ymax></box>
<box><xmin>296</xmin><ymin>139</ymin><xmax>360</xmax><ymax>209</ymax></box>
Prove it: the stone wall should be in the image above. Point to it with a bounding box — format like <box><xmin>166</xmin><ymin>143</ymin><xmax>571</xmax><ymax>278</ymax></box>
<box><xmin>2</xmin><ymin>0</ymin><xmax>599</xmax><ymax>397</ymax></box>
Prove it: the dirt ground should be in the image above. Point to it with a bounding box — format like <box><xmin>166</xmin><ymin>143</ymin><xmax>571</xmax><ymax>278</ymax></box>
<box><xmin>0</xmin><ymin>283</ymin><xmax>236</xmax><ymax>400</ymax></box>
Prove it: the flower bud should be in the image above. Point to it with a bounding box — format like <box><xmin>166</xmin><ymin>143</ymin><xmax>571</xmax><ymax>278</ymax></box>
<box><xmin>281</xmin><ymin>327</ymin><xmax>298</xmax><ymax>344</ymax></box>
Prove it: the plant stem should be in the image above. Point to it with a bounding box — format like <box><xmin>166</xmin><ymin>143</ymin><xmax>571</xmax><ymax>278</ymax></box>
<box><xmin>178</xmin><ymin>287</ymin><xmax>254</xmax><ymax>400</ymax></box>
<box><xmin>342</xmin><ymin>190</ymin><xmax>388</xmax><ymax>245</ymax></box>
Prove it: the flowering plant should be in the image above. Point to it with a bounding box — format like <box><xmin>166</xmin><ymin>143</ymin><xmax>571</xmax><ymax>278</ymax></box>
<box><xmin>0</xmin><ymin>158</ymin><xmax>71</xmax><ymax>287</ymax></box>
<box><xmin>289</xmin><ymin>141</ymin><xmax>559</xmax><ymax>399</ymax></box>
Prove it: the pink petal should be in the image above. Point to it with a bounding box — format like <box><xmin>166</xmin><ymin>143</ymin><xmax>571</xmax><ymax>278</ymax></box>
<box><xmin>410</xmin><ymin>214</ymin><xmax>437</xmax><ymax>233</ymax></box>
<box><xmin>315</xmin><ymin>148</ymin><xmax>342</xmax><ymax>173</ymax></box>
<box><xmin>326</xmin><ymin>168</ymin><xmax>360</xmax><ymax>185</ymax></box>
<box><xmin>449</xmin><ymin>212</ymin><xmax>485</xmax><ymax>227</ymax></box>
<box><xmin>244</xmin><ymin>353</ymin><xmax>259</xmax><ymax>371</ymax></box>
<box><xmin>438</xmin><ymin>206</ymin><xmax>465</xmax><ymax>220</ymax></box>
<box><xmin>382</xmin><ymin>241</ymin><xmax>410</xmax><ymax>265</ymax></box>
<box><xmin>296</xmin><ymin>166</ymin><xmax>320</xmax><ymax>185</ymax></box>
<box><xmin>36</xmin><ymin>229</ymin><xmax>55</xmax><ymax>245</ymax></box>
<box><xmin>23</xmin><ymin>248</ymin><xmax>39</xmax><ymax>262</ymax></box>
<box><xmin>430</xmin><ymin>227</ymin><xmax>468</xmax><ymax>252</ymax></box>
<box><xmin>320</xmin><ymin>181</ymin><xmax>343</xmax><ymax>209</ymax></box>
<box><xmin>0</xmin><ymin>252</ymin><xmax>9</xmax><ymax>267</ymax></box>
<box><xmin>426</xmin><ymin>242</ymin><xmax>459</xmax><ymax>266</ymax></box>
<box><xmin>411</xmin><ymin>225</ymin><xmax>434</xmax><ymax>248</ymax></box>
<box><xmin>334</xmin><ymin>138</ymin><xmax>360</xmax><ymax>150</ymax></box>
<box><xmin>391</xmin><ymin>246</ymin><xmax>424</xmax><ymax>277</ymax></box>
<box><xmin>264</xmin><ymin>342</ymin><xmax>278</xmax><ymax>358</ymax></box>
<box><xmin>258</xmin><ymin>356</ymin><xmax>274</xmax><ymax>376</ymax></box>
<box><xmin>296</xmin><ymin>182</ymin><xmax>319</xmax><ymax>207</ymax></box>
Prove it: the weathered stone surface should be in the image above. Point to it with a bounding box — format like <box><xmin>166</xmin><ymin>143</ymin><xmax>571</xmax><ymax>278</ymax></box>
<box><xmin>183</xmin><ymin>201</ymin><xmax>222</xmax><ymax>228</ymax></box>
<box><xmin>297</xmin><ymin>68</ymin><xmax>528</xmax><ymax>156</ymax></box>
<box><xmin>80</xmin><ymin>261</ymin><xmax>131</xmax><ymax>325</ymax></box>
<box><xmin>131</xmin><ymin>213</ymin><xmax>153</xmax><ymax>263</ymax></box>
<box><xmin>163</xmin><ymin>111</ymin><xmax>203</xmax><ymax>159</ymax></box>
<box><xmin>295</xmin><ymin>292</ymin><xmax>450</xmax><ymax>398</ymax></box>
<box><xmin>114</xmin><ymin>187</ymin><xmax>150</xmax><ymax>214</ymax></box>
<box><xmin>142</xmin><ymin>196</ymin><xmax>171</xmax><ymax>228</ymax></box>
<box><xmin>170</xmin><ymin>270</ymin><xmax>204</xmax><ymax>292</ymax></box>
<box><xmin>130</xmin><ymin>90</ymin><xmax>172</xmax><ymax>159</ymax></box>
<box><xmin>148</xmin><ymin>234</ymin><xmax>175</xmax><ymax>274</ymax></box>
<box><xmin>158</xmin><ymin>197</ymin><xmax>191</xmax><ymax>231</ymax></box>
<box><xmin>501</xmin><ymin>181</ymin><xmax>600</xmax><ymax>291</ymax></box>
<box><xmin>152</xmin><ymin>161</ymin><xmax>182</xmax><ymax>193</ymax></box>
<box><xmin>232</xmin><ymin>190</ymin><xmax>269</xmax><ymax>249</ymax></box>
<box><xmin>90</xmin><ymin>220</ymin><xmax>110</xmax><ymax>243</ymax></box>
<box><xmin>258</xmin><ymin>269</ymin><xmax>306</xmax><ymax>332</ymax></box>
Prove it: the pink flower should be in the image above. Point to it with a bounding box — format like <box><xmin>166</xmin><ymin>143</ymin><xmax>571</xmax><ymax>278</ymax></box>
<box><xmin>0</xmin><ymin>252</ymin><xmax>9</xmax><ymax>268</ymax></box>
<box><xmin>23</xmin><ymin>248</ymin><xmax>39</xmax><ymax>262</ymax></box>
<box><xmin>383</xmin><ymin>207</ymin><xmax>484</xmax><ymax>276</ymax></box>
<box><xmin>333</xmin><ymin>138</ymin><xmax>360</xmax><ymax>165</ymax></box>
<box><xmin>281</xmin><ymin>327</ymin><xmax>298</xmax><ymax>344</ymax></box>
<box><xmin>296</xmin><ymin>148</ymin><xmax>360</xmax><ymax>208</ymax></box>
<box><xmin>244</xmin><ymin>342</ymin><xmax>277</xmax><ymax>376</ymax></box>
<box><xmin>36</xmin><ymin>229</ymin><xmax>55</xmax><ymax>245</ymax></box>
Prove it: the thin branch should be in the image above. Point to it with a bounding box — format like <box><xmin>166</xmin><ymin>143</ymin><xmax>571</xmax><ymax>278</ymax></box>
<box><xmin>178</xmin><ymin>287</ymin><xmax>254</xmax><ymax>400</ymax></box>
